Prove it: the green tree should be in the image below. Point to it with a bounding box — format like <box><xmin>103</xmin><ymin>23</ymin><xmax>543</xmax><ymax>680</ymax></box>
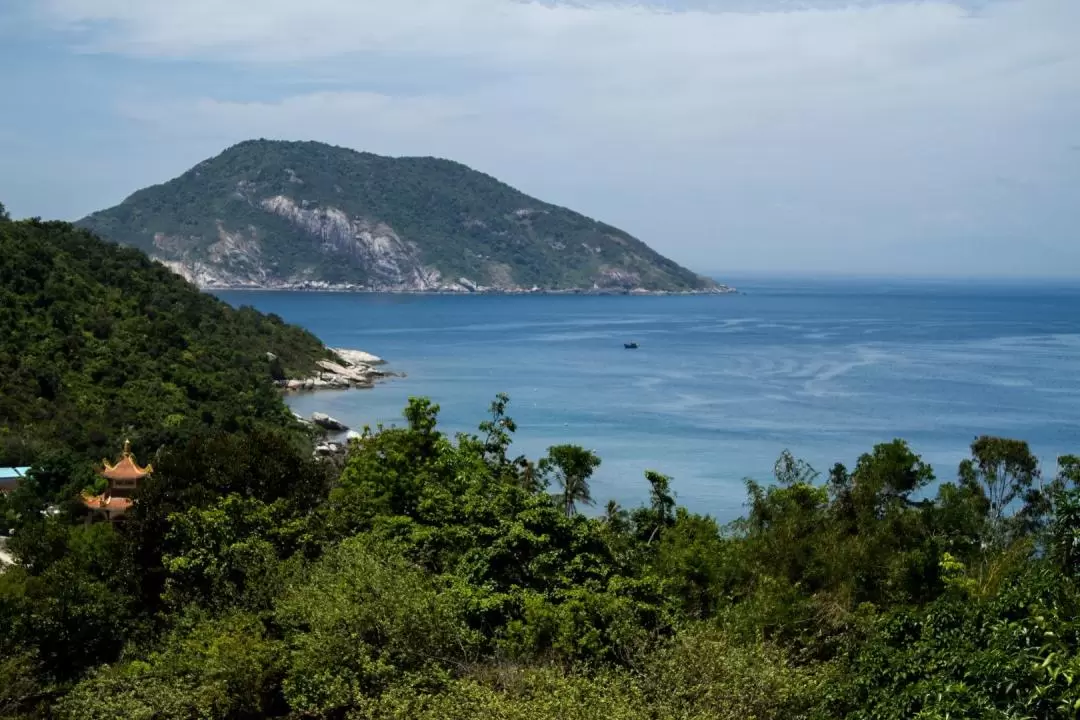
<box><xmin>773</xmin><ymin>449</ymin><xmax>819</xmax><ymax>486</ymax></box>
<box><xmin>0</xmin><ymin>216</ymin><xmax>330</xmax><ymax>466</ymax></box>
<box><xmin>604</xmin><ymin>499</ymin><xmax>629</xmax><ymax>534</ymax></box>
<box><xmin>828</xmin><ymin>440</ymin><xmax>941</xmax><ymax>604</ymax></box>
<box><xmin>831</xmin><ymin>567</ymin><xmax>1080</xmax><ymax>720</ymax></box>
<box><xmin>276</xmin><ymin>535</ymin><xmax>479</xmax><ymax>715</ymax></box>
<box><xmin>959</xmin><ymin>436</ymin><xmax>1042</xmax><ymax>548</ymax></box>
<box><xmin>55</xmin><ymin>613</ymin><xmax>283</xmax><ymax>720</ymax></box>
<box><xmin>479</xmin><ymin>392</ymin><xmax>517</xmax><ymax>470</ymax></box>
<box><xmin>539</xmin><ymin>444</ymin><xmax>601</xmax><ymax>517</ymax></box>
<box><xmin>744</xmin><ymin>451</ymin><xmax>829</xmax><ymax>590</ymax></box>
<box><xmin>0</xmin><ymin>652</ymin><xmax>42</xmax><ymax>718</ymax></box>
<box><xmin>123</xmin><ymin>428</ymin><xmax>330</xmax><ymax>614</ymax></box>
<box><xmin>161</xmin><ymin>494</ymin><xmax>305</xmax><ymax>612</ymax></box>
<box><xmin>0</xmin><ymin>540</ymin><xmax>133</xmax><ymax>684</ymax></box>
<box><xmin>653</xmin><ymin>510</ymin><xmax>729</xmax><ymax>618</ymax></box>
<box><xmin>1046</xmin><ymin>455</ymin><xmax>1080</xmax><ymax>576</ymax></box>
<box><xmin>644</xmin><ymin>470</ymin><xmax>676</xmax><ymax>543</ymax></box>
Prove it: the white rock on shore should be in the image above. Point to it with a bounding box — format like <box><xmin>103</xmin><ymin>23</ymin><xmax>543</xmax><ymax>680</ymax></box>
<box><xmin>314</xmin><ymin>442</ymin><xmax>342</xmax><ymax>457</ymax></box>
<box><xmin>0</xmin><ymin>537</ymin><xmax>14</xmax><ymax>570</ymax></box>
<box><xmin>333</xmin><ymin>348</ymin><xmax>385</xmax><ymax>366</ymax></box>
<box><xmin>311</xmin><ymin>412</ymin><xmax>349</xmax><ymax>431</ymax></box>
<box><xmin>316</xmin><ymin>359</ymin><xmax>374</xmax><ymax>385</ymax></box>
<box><xmin>284</xmin><ymin>347</ymin><xmax>389</xmax><ymax>391</ymax></box>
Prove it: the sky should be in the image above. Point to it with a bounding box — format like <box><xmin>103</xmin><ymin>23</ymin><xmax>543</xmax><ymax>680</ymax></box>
<box><xmin>0</xmin><ymin>0</ymin><xmax>1077</xmax><ymax>277</ymax></box>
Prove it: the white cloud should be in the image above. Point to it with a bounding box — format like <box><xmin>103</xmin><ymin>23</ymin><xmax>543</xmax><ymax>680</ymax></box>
<box><xmin>122</xmin><ymin>92</ymin><xmax>473</xmax><ymax>139</ymax></box>
<box><xmin>21</xmin><ymin>0</ymin><xmax>1080</xmax><ymax>274</ymax></box>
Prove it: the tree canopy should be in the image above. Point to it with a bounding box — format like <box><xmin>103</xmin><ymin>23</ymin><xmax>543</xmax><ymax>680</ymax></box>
<box><xmin>0</xmin><ymin>215</ymin><xmax>330</xmax><ymax>465</ymax></box>
<box><xmin>2</xmin><ymin>390</ymin><xmax>1079</xmax><ymax>719</ymax></box>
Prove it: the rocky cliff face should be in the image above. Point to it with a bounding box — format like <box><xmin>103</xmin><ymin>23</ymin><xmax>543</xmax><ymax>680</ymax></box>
<box><xmin>77</xmin><ymin>140</ymin><xmax>729</xmax><ymax>294</ymax></box>
<box><xmin>147</xmin><ymin>191</ymin><xmax>448</xmax><ymax>291</ymax></box>
<box><xmin>257</xmin><ymin>195</ymin><xmax>443</xmax><ymax>290</ymax></box>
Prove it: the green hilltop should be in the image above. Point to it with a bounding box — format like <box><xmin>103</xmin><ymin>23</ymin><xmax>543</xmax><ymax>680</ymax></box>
<box><xmin>0</xmin><ymin>210</ymin><xmax>329</xmax><ymax>464</ymax></box>
<box><xmin>77</xmin><ymin>139</ymin><xmax>723</xmax><ymax>293</ymax></box>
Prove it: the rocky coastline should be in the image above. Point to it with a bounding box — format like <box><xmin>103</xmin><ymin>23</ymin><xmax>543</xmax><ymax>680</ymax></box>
<box><xmin>291</xmin><ymin>410</ymin><xmax>360</xmax><ymax>465</ymax></box>
<box><xmin>279</xmin><ymin>347</ymin><xmax>400</xmax><ymax>392</ymax></box>
<box><xmin>163</xmin><ymin>259</ymin><xmax>734</xmax><ymax>296</ymax></box>
<box><xmin>283</xmin><ymin>349</ymin><xmax>394</xmax><ymax>462</ymax></box>
<box><xmin>204</xmin><ymin>280</ymin><xmax>736</xmax><ymax>296</ymax></box>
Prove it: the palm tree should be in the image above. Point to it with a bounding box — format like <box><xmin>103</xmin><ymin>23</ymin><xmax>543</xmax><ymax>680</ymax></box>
<box><xmin>646</xmin><ymin>470</ymin><xmax>675</xmax><ymax>543</ymax></box>
<box><xmin>604</xmin><ymin>499</ymin><xmax>629</xmax><ymax>534</ymax></box>
<box><xmin>515</xmin><ymin>456</ymin><xmax>540</xmax><ymax>493</ymax></box>
<box><xmin>539</xmin><ymin>444</ymin><xmax>601</xmax><ymax>517</ymax></box>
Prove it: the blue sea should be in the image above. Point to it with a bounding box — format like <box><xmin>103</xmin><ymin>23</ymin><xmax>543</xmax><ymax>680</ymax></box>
<box><xmin>217</xmin><ymin>277</ymin><xmax>1080</xmax><ymax>520</ymax></box>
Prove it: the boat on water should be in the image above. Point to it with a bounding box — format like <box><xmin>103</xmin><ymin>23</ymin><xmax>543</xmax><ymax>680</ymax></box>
<box><xmin>624</xmin><ymin>342</ymin><xmax>639</xmax><ymax>349</ymax></box>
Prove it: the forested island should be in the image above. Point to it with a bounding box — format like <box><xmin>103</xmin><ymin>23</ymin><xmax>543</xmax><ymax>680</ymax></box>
<box><xmin>77</xmin><ymin>139</ymin><xmax>727</xmax><ymax>295</ymax></box>
<box><xmin>3</xmin><ymin>207</ymin><xmax>1080</xmax><ymax>719</ymax></box>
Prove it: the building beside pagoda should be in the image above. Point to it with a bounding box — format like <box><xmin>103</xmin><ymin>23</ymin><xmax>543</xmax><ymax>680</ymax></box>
<box><xmin>83</xmin><ymin>440</ymin><xmax>152</xmax><ymax>523</ymax></box>
<box><xmin>0</xmin><ymin>466</ymin><xmax>30</xmax><ymax>495</ymax></box>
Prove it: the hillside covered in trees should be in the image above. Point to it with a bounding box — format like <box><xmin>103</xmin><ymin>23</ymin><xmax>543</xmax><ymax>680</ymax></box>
<box><xmin>0</xmin><ymin>206</ymin><xmax>331</xmax><ymax>465</ymax></box>
<box><xmin>77</xmin><ymin>140</ymin><xmax>723</xmax><ymax>293</ymax></box>
<box><xmin>4</xmin><ymin>202</ymin><xmax>1080</xmax><ymax>719</ymax></box>
<box><xmin>3</xmin><ymin>387</ymin><xmax>1080</xmax><ymax>719</ymax></box>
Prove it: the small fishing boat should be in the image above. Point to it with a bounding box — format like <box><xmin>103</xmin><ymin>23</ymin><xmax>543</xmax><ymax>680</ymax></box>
<box><xmin>624</xmin><ymin>342</ymin><xmax>639</xmax><ymax>349</ymax></box>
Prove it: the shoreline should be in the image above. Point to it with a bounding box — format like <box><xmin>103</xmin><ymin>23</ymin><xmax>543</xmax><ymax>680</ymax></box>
<box><xmin>280</xmin><ymin>347</ymin><xmax>400</xmax><ymax>394</ymax></box>
<box><xmin>210</xmin><ymin>285</ymin><xmax>736</xmax><ymax>296</ymax></box>
<box><xmin>283</xmin><ymin>348</ymin><xmax>397</xmax><ymax>451</ymax></box>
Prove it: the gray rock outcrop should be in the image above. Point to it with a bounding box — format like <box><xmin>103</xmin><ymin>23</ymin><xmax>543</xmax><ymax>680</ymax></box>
<box><xmin>332</xmin><ymin>348</ymin><xmax>385</xmax><ymax>366</ymax></box>
<box><xmin>311</xmin><ymin>413</ymin><xmax>348</xmax><ymax>431</ymax></box>
<box><xmin>284</xmin><ymin>347</ymin><xmax>389</xmax><ymax>392</ymax></box>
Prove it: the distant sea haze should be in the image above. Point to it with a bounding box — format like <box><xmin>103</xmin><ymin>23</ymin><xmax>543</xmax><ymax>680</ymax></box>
<box><xmin>217</xmin><ymin>277</ymin><xmax>1080</xmax><ymax>520</ymax></box>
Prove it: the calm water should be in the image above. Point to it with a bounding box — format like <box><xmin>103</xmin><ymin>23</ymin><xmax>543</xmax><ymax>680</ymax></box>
<box><xmin>217</xmin><ymin>278</ymin><xmax>1080</xmax><ymax>520</ymax></box>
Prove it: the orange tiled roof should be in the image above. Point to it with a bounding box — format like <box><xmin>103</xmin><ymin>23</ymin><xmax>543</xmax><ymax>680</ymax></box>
<box><xmin>102</xmin><ymin>455</ymin><xmax>152</xmax><ymax>481</ymax></box>
<box><xmin>101</xmin><ymin>440</ymin><xmax>152</xmax><ymax>481</ymax></box>
<box><xmin>82</xmin><ymin>494</ymin><xmax>133</xmax><ymax>512</ymax></box>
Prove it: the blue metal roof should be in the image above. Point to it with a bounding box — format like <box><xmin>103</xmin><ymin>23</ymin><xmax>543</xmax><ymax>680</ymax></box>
<box><xmin>0</xmin><ymin>468</ymin><xmax>30</xmax><ymax>481</ymax></box>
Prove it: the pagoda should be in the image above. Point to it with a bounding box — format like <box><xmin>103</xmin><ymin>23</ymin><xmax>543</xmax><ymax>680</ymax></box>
<box><xmin>83</xmin><ymin>440</ymin><xmax>152</xmax><ymax>523</ymax></box>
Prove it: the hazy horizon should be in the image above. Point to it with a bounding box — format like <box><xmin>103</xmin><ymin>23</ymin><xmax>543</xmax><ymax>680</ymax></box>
<box><xmin>709</xmin><ymin>271</ymin><xmax>1080</xmax><ymax>283</ymax></box>
<box><xmin>1</xmin><ymin>1</ymin><xmax>1077</xmax><ymax>278</ymax></box>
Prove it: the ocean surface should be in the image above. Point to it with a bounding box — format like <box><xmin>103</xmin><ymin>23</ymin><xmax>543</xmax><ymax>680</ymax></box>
<box><xmin>216</xmin><ymin>277</ymin><xmax>1080</xmax><ymax>520</ymax></box>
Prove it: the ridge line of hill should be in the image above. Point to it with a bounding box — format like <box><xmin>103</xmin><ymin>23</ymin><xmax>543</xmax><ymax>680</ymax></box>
<box><xmin>77</xmin><ymin>139</ymin><xmax>732</xmax><ymax>295</ymax></box>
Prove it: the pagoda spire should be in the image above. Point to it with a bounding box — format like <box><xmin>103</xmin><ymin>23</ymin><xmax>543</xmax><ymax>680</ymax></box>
<box><xmin>84</xmin><ymin>440</ymin><xmax>153</xmax><ymax>523</ymax></box>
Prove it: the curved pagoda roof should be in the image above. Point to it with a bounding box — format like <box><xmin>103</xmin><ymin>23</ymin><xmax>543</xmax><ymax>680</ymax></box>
<box><xmin>101</xmin><ymin>440</ymin><xmax>153</xmax><ymax>481</ymax></box>
<box><xmin>82</xmin><ymin>495</ymin><xmax>133</xmax><ymax>512</ymax></box>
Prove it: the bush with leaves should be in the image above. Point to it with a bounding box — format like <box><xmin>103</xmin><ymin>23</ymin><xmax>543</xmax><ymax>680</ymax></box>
<box><xmin>827</xmin><ymin>562</ymin><xmax>1080</xmax><ymax>720</ymax></box>
<box><xmin>276</xmin><ymin>535</ymin><xmax>482</xmax><ymax>715</ymax></box>
<box><xmin>55</xmin><ymin>613</ymin><xmax>283</xmax><ymax>720</ymax></box>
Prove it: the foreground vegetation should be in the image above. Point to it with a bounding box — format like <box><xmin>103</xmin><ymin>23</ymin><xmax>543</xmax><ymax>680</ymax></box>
<box><xmin>0</xmin><ymin>210</ymin><xmax>330</xmax><ymax>465</ymax></box>
<box><xmin>2</xmin><ymin>389</ymin><xmax>1079</xmax><ymax>719</ymax></box>
<box><xmin>4</xmin><ymin>202</ymin><xmax>1080</xmax><ymax>718</ymax></box>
